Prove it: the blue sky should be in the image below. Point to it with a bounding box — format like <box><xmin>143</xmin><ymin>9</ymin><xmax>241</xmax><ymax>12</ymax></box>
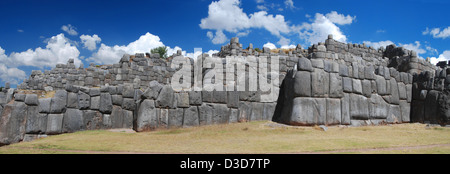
<box><xmin>0</xmin><ymin>0</ymin><xmax>449</xmax><ymax>87</ymax></box>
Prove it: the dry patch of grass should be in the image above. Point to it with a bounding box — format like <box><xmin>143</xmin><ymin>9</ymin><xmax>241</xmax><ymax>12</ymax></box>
<box><xmin>0</xmin><ymin>122</ymin><xmax>449</xmax><ymax>154</ymax></box>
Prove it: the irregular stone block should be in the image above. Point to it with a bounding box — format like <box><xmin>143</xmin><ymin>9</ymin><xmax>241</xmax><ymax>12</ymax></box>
<box><xmin>339</xmin><ymin>64</ymin><xmax>349</xmax><ymax>77</ymax></box>
<box><xmin>263</xmin><ymin>103</ymin><xmax>276</xmax><ymax>121</ymax></box>
<box><xmin>122</xmin><ymin>84</ymin><xmax>135</xmax><ymax>98</ymax></box>
<box><xmin>406</xmin><ymin>84</ymin><xmax>412</xmax><ymax>102</ymax></box>
<box><xmin>249</xmin><ymin>102</ymin><xmax>264</xmax><ymax>121</ymax></box>
<box><xmin>369</xmin><ymin>94</ymin><xmax>388</xmax><ymax>119</ymax></box>
<box><xmin>38</xmin><ymin>98</ymin><xmax>51</xmax><ymax>113</ymax></box>
<box><xmin>202</xmin><ymin>91</ymin><xmax>213</xmax><ymax>102</ymax></box>
<box><xmin>90</xmin><ymin>96</ymin><xmax>100</xmax><ymax>110</ymax></box>
<box><xmin>350</xmin><ymin>94</ymin><xmax>369</xmax><ymax>120</ymax></box>
<box><xmin>198</xmin><ymin>103</ymin><xmax>213</xmax><ymax>125</ymax></box>
<box><xmin>183</xmin><ymin>106</ymin><xmax>199</xmax><ymax>127</ymax></box>
<box><xmin>168</xmin><ymin>108</ymin><xmax>183</xmax><ymax>128</ymax></box>
<box><xmin>376</xmin><ymin>75</ymin><xmax>387</xmax><ymax>95</ymax></box>
<box><xmin>0</xmin><ymin>103</ymin><xmax>27</xmax><ymax>145</ymax></box>
<box><xmin>390</xmin><ymin>78</ymin><xmax>400</xmax><ymax>104</ymax></box>
<box><xmin>342</xmin><ymin>77</ymin><xmax>353</xmax><ymax>93</ymax></box>
<box><xmin>227</xmin><ymin>91</ymin><xmax>239</xmax><ymax>108</ymax></box>
<box><xmin>156</xmin><ymin>86</ymin><xmax>177</xmax><ymax>109</ymax></box>
<box><xmin>364</xmin><ymin>65</ymin><xmax>375</xmax><ymax>80</ymax></box>
<box><xmin>46</xmin><ymin>114</ymin><xmax>64</xmax><ymax>135</ymax></box>
<box><xmin>78</xmin><ymin>91</ymin><xmax>90</xmax><ymax>110</ymax></box>
<box><xmin>352</xmin><ymin>79</ymin><xmax>363</xmax><ymax>94</ymax></box>
<box><xmin>329</xmin><ymin>73</ymin><xmax>343</xmax><ymax>98</ymax></box>
<box><xmin>213</xmin><ymin>90</ymin><xmax>227</xmax><ymax>104</ymax></box>
<box><xmin>189</xmin><ymin>91</ymin><xmax>203</xmax><ymax>105</ymax></box>
<box><xmin>290</xmin><ymin>98</ymin><xmax>326</xmax><ymax>126</ymax></box>
<box><xmin>24</xmin><ymin>94</ymin><xmax>38</xmax><ymax>106</ymax></box>
<box><xmin>122</xmin><ymin>98</ymin><xmax>136</xmax><ymax>111</ymax></box>
<box><xmin>14</xmin><ymin>94</ymin><xmax>26</xmax><ymax>102</ymax></box>
<box><xmin>297</xmin><ymin>58</ymin><xmax>313</xmax><ymax>72</ymax></box>
<box><xmin>294</xmin><ymin>71</ymin><xmax>311</xmax><ymax>97</ymax></box>
<box><xmin>341</xmin><ymin>93</ymin><xmax>351</xmax><ymax>125</ymax></box>
<box><xmin>89</xmin><ymin>88</ymin><xmax>101</xmax><ymax>97</ymax></box>
<box><xmin>99</xmin><ymin>93</ymin><xmax>113</xmax><ymax>114</ymax></box>
<box><xmin>111</xmin><ymin>95</ymin><xmax>123</xmax><ymax>106</ymax></box>
<box><xmin>352</xmin><ymin>62</ymin><xmax>359</xmax><ymax>79</ymax></box>
<box><xmin>67</xmin><ymin>92</ymin><xmax>78</xmax><ymax>108</ymax></box>
<box><xmin>83</xmin><ymin>110</ymin><xmax>103</xmax><ymax>130</ymax></box>
<box><xmin>400</xmin><ymin>100</ymin><xmax>410</xmax><ymax>123</ymax></box>
<box><xmin>238</xmin><ymin>101</ymin><xmax>251</xmax><ymax>122</ymax></box>
<box><xmin>26</xmin><ymin>106</ymin><xmax>47</xmax><ymax>134</ymax></box>
<box><xmin>311</xmin><ymin>59</ymin><xmax>324</xmax><ymax>69</ymax></box>
<box><xmin>50</xmin><ymin>90</ymin><xmax>67</xmax><ymax>113</ymax></box>
<box><xmin>323</xmin><ymin>60</ymin><xmax>332</xmax><ymax>72</ymax></box>
<box><xmin>387</xmin><ymin>105</ymin><xmax>401</xmax><ymax>123</ymax></box>
<box><xmin>398</xmin><ymin>83</ymin><xmax>407</xmax><ymax>100</ymax></box>
<box><xmin>136</xmin><ymin>99</ymin><xmax>158</xmax><ymax>131</ymax></box>
<box><xmin>63</xmin><ymin>108</ymin><xmax>84</xmax><ymax>133</ymax></box>
<box><xmin>311</xmin><ymin>69</ymin><xmax>329</xmax><ymax>97</ymax></box>
<box><xmin>362</xmin><ymin>80</ymin><xmax>372</xmax><ymax>98</ymax></box>
<box><xmin>424</xmin><ymin>90</ymin><xmax>439</xmax><ymax>123</ymax></box>
<box><xmin>229</xmin><ymin>108</ymin><xmax>239</xmax><ymax>123</ymax></box>
<box><xmin>326</xmin><ymin>98</ymin><xmax>341</xmax><ymax>125</ymax></box>
<box><xmin>212</xmin><ymin>103</ymin><xmax>230</xmax><ymax>124</ymax></box>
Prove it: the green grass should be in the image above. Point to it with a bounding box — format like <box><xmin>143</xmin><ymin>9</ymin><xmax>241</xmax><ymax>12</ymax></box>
<box><xmin>0</xmin><ymin>121</ymin><xmax>449</xmax><ymax>154</ymax></box>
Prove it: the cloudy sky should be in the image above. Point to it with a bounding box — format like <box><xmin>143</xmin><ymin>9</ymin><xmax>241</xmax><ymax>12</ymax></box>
<box><xmin>0</xmin><ymin>0</ymin><xmax>449</xmax><ymax>87</ymax></box>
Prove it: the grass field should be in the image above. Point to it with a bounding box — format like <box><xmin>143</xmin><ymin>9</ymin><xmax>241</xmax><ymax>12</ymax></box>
<box><xmin>0</xmin><ymin>121</ymin><xmax>449</xmax><ymax>154</ymax></box>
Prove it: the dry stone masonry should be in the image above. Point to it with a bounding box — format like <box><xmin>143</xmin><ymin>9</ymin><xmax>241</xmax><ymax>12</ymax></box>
<box><xmin>0</xmin><ymin>35</ymin><xmax>448</xmax><ymax>145</ymax></box>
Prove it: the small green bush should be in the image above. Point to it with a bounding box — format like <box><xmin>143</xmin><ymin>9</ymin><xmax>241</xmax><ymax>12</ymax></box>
<box><xmin>151</xmin><ymin>46</ymin><xmax>168</xmax><ymax>59</ymax></box>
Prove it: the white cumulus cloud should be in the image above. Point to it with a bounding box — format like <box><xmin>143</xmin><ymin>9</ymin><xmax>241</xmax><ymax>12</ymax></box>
<box><xmin>325</xmin><ymin>11</ymin><xmax>356</xmax><ymax>25</ymax></box>
<box><xmin>430</xmin><ymin>50</ymin><xmax>450</xmax><ymax>65</ymax></box>
<box><xmin>61</xmin><ymin>24</ymin><xmax>78</xmax><ymax>36</ymax></box>
<box><xmin>363</xmin><ymin>40</ymin><xmax>395</xmax><ymax>49</ymax></box>
<box><xmin>0</xmin><ymin>33</ymin><xmax>81</xmax><ymax>69</ymax></box>
<box><xmin>263</xmin><ymin>42</ymin><xmax>277</xmax><ymax>49</ymax></box>
<box><xmin>80</xmin><ymin>34</ymin><xmax>102</xmax><ymax>51</ymax></box>
<box><xmin>423</xmin><ymin>27</ymin><xmax>450</xmax><ymax>39</ymax></box>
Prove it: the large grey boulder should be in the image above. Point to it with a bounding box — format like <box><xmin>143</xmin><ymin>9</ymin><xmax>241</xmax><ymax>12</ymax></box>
<box><xmin>183</xmin><ymin>106</ymin><xmax>199</xmax><ymax>127</ymax></box>
<box><xmin>89</xmin><ymin>88</ymin><xmax>101</xmax><ymax>97</ymax></box>
<box><xmin>212</xmin><ymin>103</ymin><xmax>230</xmax><ymax>124</ymax></box>
<box><xmin>387</xmin><ymin>105</ymin><xmax>402</xmax><ymax>123</ymax></box>
<box><xmin>136</xmin><ymin>99</ymin><xmax>158</xmax><ymax>131</ymax></box>
<box><xmin>398</xmin><ymin>83</ymin><xmax>407</xmax><ymax>100</ymax></box>
<box><xmin>0</xmin><ymin>102</ymin><xmax>27</xmax><ymax>145</ymax></box>
<box><xmin>339</xmin><ymin>64</ymin><xmax>349</xmax><ymax>77</ymax></box>
<box><xmin>352</xmin><ymin>79</ymin><xmax>363</xmax><ymax>94</ymax></box>
<box><xmin>24</xmin><ymin>94</ymin><xmax>38</xmax><ymax>106</ymax></box>
<box><xmin>38</xmin><ymin>98</ymin><xmax>52</xmax><ymax>113</ymax></box>
<box><xmin>311</xmin><ymin>69</ymin><xmax>329</xmax><ymax>97</ymax></box>
<box><xmin>326</xmin><ymin>99</ymin><xmax>341</xmax><ymax>125</ymax></box>
<box><xmin>122</xmin><ymin>84</ymin><xmax>135</xmax><ymax>98</ymax></box>
<box><xmin>400</xmin><ymin>100</ymin><xmax>410</xmax><ymax>123</ymax></box>
<box><xmin>78</xmin><ymin>91</ymin><xmax>90</xmax><ymax>110</ymax></box>
<box><xmin>198</xmin><ymin>103</ymin><xmax>213</xmax><ymax>125</ymax></box>
<box><xmin>238</xmin><ymin>101</ymin><xmax>251</xmax><ymax>122</ymax></box>
<box><xmin>329</xmin><ymin>73</ymin><xmax>343</xmax><ymax>98</ymax></box>
<box><xmin>342</xmin><ymin>77</ymin><xmax>353</xmax><ymax>93</ymax></box>
<box><xmin>297</xmin><ymin>58</ymin><xmax>313</xmax><ymax>72</ymax></box>
<box><xmin>176</xmin><ymin>92</ymin><xmax>190</xmax><ymax>108</ymax></box>
<box><xmin>50</xmin><ymin>90</ymin><xmax>67</xmax><ymax>113</ymax></box>
<box><xmin>229</xmin><ymin>108</ymin><xmax>239</xmax><ymax>123</ymax></box>
<box><xmin>156</xmin><ymin>85</ymin><xmax>177</xmax><ymax>109</ymax></box>
<box><xmin>290</xmin><ymin>97</ymin><xmax>326</xmax><ymax>126</ymax></box>
<box><xmin>67</xmin><ymin>92</ymin><xmax>78</xmax><ymax>108</ymax></box>
<box><xmin>122</xmin><ymin>98</ymin><xmax>136</xmax><ymax>111</ymax></box>
<box><xmin>63</xmin><ymin>108</ymin><xmax>84</xmax><ymax>133</ymax></box>
<box><xmin>263</xmin><ymin>103</ymin><xmax>276</xmax><ymax>121</ymax></box>
<box><xmin>90</xmin><ymin>96</ymin><xmax>100</xmax><ymax>110</ymax></box>
<box><xmin>249</xmin><ymin>102</ymin><xmax>264</xmax><ymax>121</ymax></box>
<box><xmin>26</xmin><ymin>106</ymin><xmax>47</xmax><ymax>134</ymax></box>
<box><xmin>349</xmin><ymin>94</ymin><xmax>369</xmax><ymax>120</ymax></box>
<box><xmin>168</xmin><ymin>108</ymin><xmax>183</xmax><ymax>128</ymax></box>
<box><xmin>111</xmin><ymin>95</ymin><xmax>123</xmax><ymax>106</ymax></box>
<box><xmin>99</xmin><ymin>93</ymin><xmax>113</xmax><ymax>114</ymax></box>
<box><xmin>14</xmin><ymin>93</ymin><xmax>26</xmax><ymax>102</ymax></box>
<box><xmin>294</xmin><ymin>71</ymin><xmax>311</xmax><ymax>97</ymax></box>
<box><xmin>376</xmin><ymin>75</ymin><xmax>387</xmax><ymax>95</ymax></box>
<box><xmin>362</xmin><ymin>80</ymin><xmax>372</xmax><ymax>98</ymax></box>
<box><xmin>341</xmin><ymin>93</ymin><xmax>351</xmax><ymax>125</ymax></box>
<box><xmin>189</xmin><ymin>91</ymin><xmax>203</xmax><ymax>105</ymax></box>
<box><xmin>368</xmin><ymin>94</ymin><xmax>388</xmax><ymax>119</ymax></box>
<box><xmin>83</xmin><ymin>110</ymin><xmax>103</xmax><ymax>130</ymax></box>
<box><xmin>390</xmin><ymin>78</ymin><xmax>400</xmax><ymax>104</ymax></box>
<box><xmin>46</xmin><ymin>114</ymin><xmax>64</xmax><ymax>135</ymax></box>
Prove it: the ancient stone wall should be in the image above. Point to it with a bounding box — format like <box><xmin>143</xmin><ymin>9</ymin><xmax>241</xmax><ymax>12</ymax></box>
<box><xmin>0</xmin><ymin>35</ymin><xmax>445</xmax><ymax>145</ymax></box>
